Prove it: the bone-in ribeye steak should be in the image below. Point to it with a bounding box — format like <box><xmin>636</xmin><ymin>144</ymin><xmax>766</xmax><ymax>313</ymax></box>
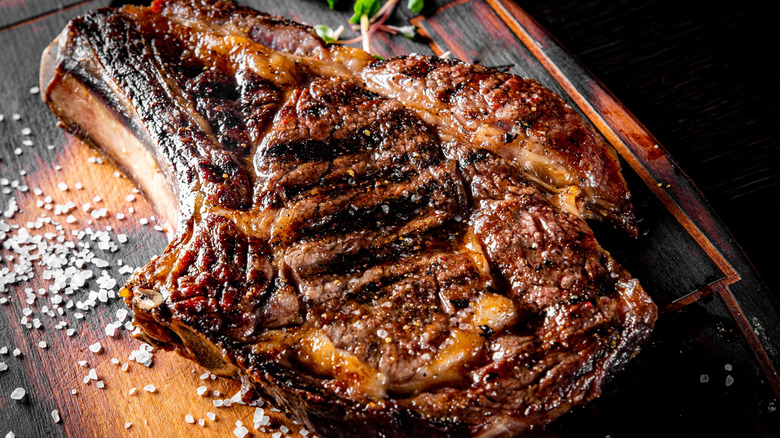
<box><xmin>40</xmin><ymin>0</ymin><xmax>658</xmax><ymax>436</ymax></box>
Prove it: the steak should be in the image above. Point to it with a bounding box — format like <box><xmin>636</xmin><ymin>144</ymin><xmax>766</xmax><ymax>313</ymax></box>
<box><xmin>40</xmin><ymin>0</ymin><xmax>657</xmax><ymax>436</ymax></box>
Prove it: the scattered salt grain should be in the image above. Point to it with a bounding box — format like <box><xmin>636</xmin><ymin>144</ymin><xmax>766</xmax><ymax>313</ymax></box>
<box><xmin>6</xmin><ymin>432</ymin><xmax>15</xmax><ymax>438</ymax></box>
<box><xmin>51</xmin><ymin>410</ymin><xmax>60</xmax><ymax>423</ymax></box>
<box><xmin>300</xmin><ymin>428</ymin><xmax>309</xmax><ymax>436</ymax></box>
<box><xmin>724</xmin><ymin>363</ymin><xmax>733</xmax><ymax>371</ymax></box>
<box><xmin>0</xmin><ymin>362</ymin><xmax>7</xmax><ymax>372</ymax></box>
<box><xmin>700</xmin><ymin>374</ymin><xmax>709</xmax><ymax>383</ymax></box>
<box><xmin>143</xmin><ymin>384</ymin><xmax>156</xmax><ymax>393</ymax></box>
<box><xmin>212</xmin><ymin>399</ymin><xmax>224</xmax><ymax>407</ymax></box>
<box><xmin>253</xmin><ymin>408</ymin><xmax>265</xmax><ymax>424</ymax></box>
<box><xmin>129</xmin><ymin>387</ymin><xmax>137</xmax><ymax>395</ymax></box>
<box><xmin>88</xmin><ymin>342</ymin><xmax>102</xmax><ymax>353</ymax></box>
<box><xmin>10</xmin><ymin>387</ymin><xmax>26</xmax><ymax>400</ymax></box>
<box><xmin>105</xmin><ymin>323</ymin><xmax>117</xmax><ymax>337</ymax></box>
<box><xmin>125</xmin><ymin>422</ymin><xmax>132</xmax><ymax>429</ymax></box>
<box><xmin>206</xmin><ymin>412</ymin><xmax>216</xmax><ymax>421</ymax></box>
<box><xmin>725</xmin><ymin>375</ymin><xmax>734</xmax><ymax>387</ymax></box>
<box><xmin>30</xmin><ymin>86</ymin><xmax>40</xmax><ymax>94</ymax></box>
<box><xmin>12</xmin><ymin>349</ymin><xmax>21</xmax><ymax>357</ymax></box>
<box><xmin>198</xmin><ymin>419</ymin><xmax>205</xmax><ymax>427</ymax></box>
<box><xmin>233</xmin><ymin>426</ymin><xmax>249</xmax><ymax>438</ymax></box>
<box><xmin>38</xmin><ymin>340</ymin><xmax>47</xmax><ymax>349</ymax></box>
<box><xmin>20</xmin><ymin>127</ymin><xmax>31</xmax><ymax>136</ymax></box>
<box><xmin>197</xmin><ymin>386</ymin><xmax>208</xmax><ymax>396</ymax></box>
<box><xmin>96</xmin><ymin>381</ymin><xmax>105</xmax><ymax>389</ymax></box>
<box><xmin>185</xmin><ymin>415</ymin><xmax>195</xmax><ymax>424</ymax></box>
<box><xmin>57</xmin><ymin>183</ymin><xmax>68</xmax><ymax>191</ymax></box>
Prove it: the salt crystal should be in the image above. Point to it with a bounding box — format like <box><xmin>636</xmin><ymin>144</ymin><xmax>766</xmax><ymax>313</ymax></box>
<box><xmin>198</xmin><ymin>419</ymin><xmax>205</xmax><ymax>427</ymax></box>
<box><xmin>212</xmin><ymin>399</ymin><xmax>224</xmax><ymax>407</ymax></box>
<box><xmin>57</xmin><ymin>183</ymin><xmax>68</xmax><ymax>191</ymax></box>
<box><xmin>38</xmin><ymin>340</ymin><xmax>47</xmax><ymax>349</ymax></box>
<box><xmin>96</xmin><ymin>381</ymin><xmax>105</xmax><ymax>389</ymax></box>
<box><xmin>233</xmin><ymin>426</ymin><xmax>249</xmax><ymax>438</ymax></box>
<box><xmin>30</xmin><ymin>86</ymin><xmax>40</xmax><ymax>94</ymax></box>
<box><xmin>206</xmin><ymin>412</ymin><xmax>216</xmax><ymax>421</ymax></box>
<box><xmin>144</xmin><ymin>384</ymin><xmax>156</xmax><ymax>393</ymax></box>
<box><xmin>700</xmin><ymin>374</ymin><xmax>709</xmax><ymax>383</ymax></box>
<box><xmin>10</xmin><ymin>387</ymin><xmax>26</xmax><ymax>400</ymax></box>
<box><xmin>185</xmin><ymin>415</ymin><xmax>195</xmax><ymax>424</ymax></box>
<box><xmin>724</xmin><ymin>363</ymin><xmax>733</xmax><ymax>371</ymax></box>
<box><xmin>125</xmin><ymin>423</ymin><xmax>132</xmax><ymax>429</ymax></box>
<box><xmin>52</xmin><ymin>409</ymin><xmax>60</xmax><ymax>423</ymax></box>
<box><xmin>725</xmin><ymin>375</ymin><xmax>734</xmax><ymax>386</ymax></box>
<box><xmin>105</xmin><ymin>323</ymin><xmax>117</xmax><ymax>337</ymax></box>
<box><xmin>300</xmin><ymin>429</ymin><xmax>309</xmax><ymax>436</ymax></box>
<box><xmin>0</xmin><ymin>362</ymin><xmax>7</xmax><ymax>372</ymax></box>
<box><xmin>88</xmin><ymin>342</ymin><xmax>102</xmax><ymax>353</ymax></box>
<box><xmin>253</xmin><ymin>408</ymin><xmax>265</xmax><ymax>424</ymax></box>
<box><xmin>6</xmin><ymin>432</ymin><xmax>15</xmax><ymax>438</ymax></box>
<box><xmin>12</xmin><ymin>348</ymin><xmax>21</xmax><ymax>357</ymax></box>
<box><xmin>129</xmin><ymin>387</ymin><xmax>137</xmax><ymax>395</ymax></box>
<box><xmin>88</xmin><ymin>368</ymin><xmax>98</xmax><ymax>380</ymax></box>
<box><xmin>197</xmin><ymin>386</ymin><xmax>207</xmax><ymax>396</ymax></box>
<box><xmin>20</xmin><ymin>127</ymin><xmax>31</xmax><ymax>136</ymax></box>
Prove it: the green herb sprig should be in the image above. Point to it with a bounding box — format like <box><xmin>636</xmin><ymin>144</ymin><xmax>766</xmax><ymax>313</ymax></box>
<box><xmin>315</xmin><ymin>0</ymin><xmax>424</xmax><ymax>54</ymax></box>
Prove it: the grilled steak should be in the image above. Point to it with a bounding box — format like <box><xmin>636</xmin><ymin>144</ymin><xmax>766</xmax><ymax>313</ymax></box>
<box><xmin>40</xmin><ymin>0</ymin><xmax>657</xmax><ymax>436</ymax></box>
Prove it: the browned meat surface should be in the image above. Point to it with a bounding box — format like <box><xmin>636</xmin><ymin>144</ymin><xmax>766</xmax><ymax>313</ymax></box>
<box><xmin>40</xmin><ymin>0</ymin><xmax>657</xmax><ymax>436</ymax></box>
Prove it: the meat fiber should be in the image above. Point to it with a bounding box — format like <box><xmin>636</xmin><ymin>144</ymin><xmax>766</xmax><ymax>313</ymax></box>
<box><xmin>40</xmin><ymin>1</ymin><xmax>657</xmax><ymax>436</ymax></box>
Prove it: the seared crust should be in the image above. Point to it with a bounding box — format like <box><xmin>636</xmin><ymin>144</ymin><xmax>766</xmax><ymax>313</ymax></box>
<box><xmin>41</xmin><ymin>1</ymin><xmax>657</xmax><ymax>437</ymax></box>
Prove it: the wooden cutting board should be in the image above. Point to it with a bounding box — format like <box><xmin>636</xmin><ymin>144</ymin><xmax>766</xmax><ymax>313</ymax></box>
<box><xmin>1</xmin><ymin>1</ymin><xmax>778</xmax><ymax>437</ymax></box>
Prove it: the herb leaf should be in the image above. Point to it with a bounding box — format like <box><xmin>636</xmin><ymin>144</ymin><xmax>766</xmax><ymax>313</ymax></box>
<box><xmin>326</xmin><ymin>0</ymin><xmax>337</xmax><ymax>9</ymax></box>
<box><xmin>314</xmin><ymin>24</ymin><xmax>339</xmax><ymax>43</ymax></box>
<box><xmin>407</xmin><ymin>0</ymin><xmax>424</xmax><ymax>13</ymax></box>
<box><xmin>397</xmin><ymin>25</ymin><xmax>418</xmax><ymax>40</ymax></box>
<box><xmin>349</xmin><ymin>0</ymin><xmax>381</xmax><ymax>24</ymax></box>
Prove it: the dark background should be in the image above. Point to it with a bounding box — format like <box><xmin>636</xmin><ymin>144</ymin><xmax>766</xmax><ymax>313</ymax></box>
<box><xmin>514</xmin><ymin>0</ymin><xmax>778</xmax><ymax>296</ymax></box>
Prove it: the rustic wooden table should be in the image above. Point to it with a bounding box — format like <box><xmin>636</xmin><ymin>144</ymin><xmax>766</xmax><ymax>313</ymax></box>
<box><xmin>1</xmin><ymin>1</ymin><xmax>777</xmax><ymax>437</ymax></box>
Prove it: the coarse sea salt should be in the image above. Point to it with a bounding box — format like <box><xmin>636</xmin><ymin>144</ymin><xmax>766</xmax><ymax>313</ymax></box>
<box><xmin>88</xmin><ymin>342</ymin><xmax>102</xmax><ymax>353</ymax></box>
<box><xmin>10</xmin><ymin>387</ymin><xmax>26</xmax><ymax>400</ymax></box>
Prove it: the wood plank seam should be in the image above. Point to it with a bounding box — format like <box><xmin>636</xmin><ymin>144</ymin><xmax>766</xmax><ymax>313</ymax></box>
<box><xmin>0</xmin><ymin>0</ymin><xmax>97</xmax><ymax>33</ymax></box>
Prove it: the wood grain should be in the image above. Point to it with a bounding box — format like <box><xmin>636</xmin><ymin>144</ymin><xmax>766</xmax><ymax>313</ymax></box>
<box><xmin>1</xmin><ymin>1</ymin><xmax>778</xmax><ymax>437</ymax></box>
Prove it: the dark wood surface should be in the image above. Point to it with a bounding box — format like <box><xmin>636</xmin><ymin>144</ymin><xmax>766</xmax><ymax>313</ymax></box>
<box><xmin>0</xmin><ymin>0</ymin><xmax>778</xmax><ymax>437</ymax></box>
